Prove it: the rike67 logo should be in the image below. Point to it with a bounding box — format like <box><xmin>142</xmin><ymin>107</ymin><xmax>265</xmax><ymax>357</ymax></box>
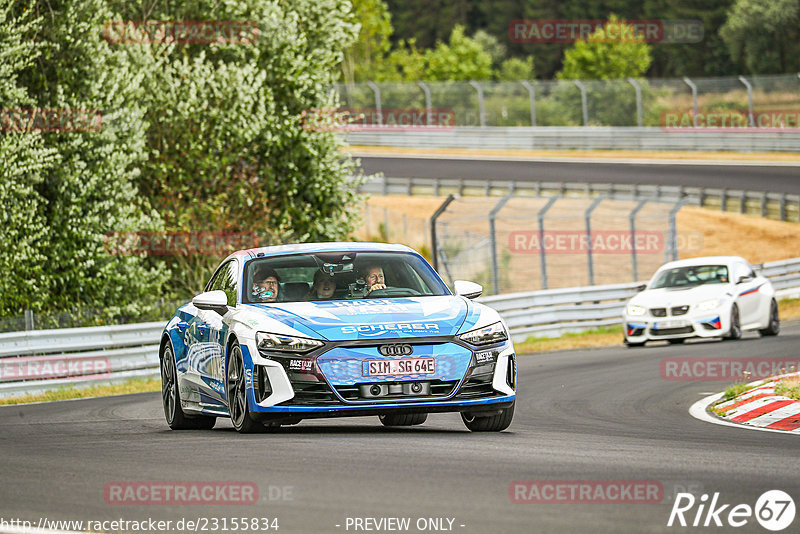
<box><xmin>668</xmin><ymin>490</ymin><xmax>795</xmax><ymax>531</ymax></box>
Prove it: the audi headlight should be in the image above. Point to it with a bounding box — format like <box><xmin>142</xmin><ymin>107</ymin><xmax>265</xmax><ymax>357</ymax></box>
<box><xmin>626</xmin><ymin>304</ymin><xmax>646</xmax><ymax>316</ymax></box>
<box><xmin>256</xmin><ymin>332</ymin><xmax>324</xmax><ymax>354</ymax></box>
<box><xmin>697</xmin><ymin>298</ymin><xmax>722</xmax><ymax>312</ymax></box>
<box><xmin>459</xmin><ymin>321</ymin><xmax>508</xmax><ymax>346</ymax></box>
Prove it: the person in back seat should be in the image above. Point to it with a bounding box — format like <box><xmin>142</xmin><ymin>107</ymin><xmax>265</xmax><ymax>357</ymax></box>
<box><xmin>308</xmin><ymin>270</ymin><xmax>337</xmax><ymax>300</ymax></box>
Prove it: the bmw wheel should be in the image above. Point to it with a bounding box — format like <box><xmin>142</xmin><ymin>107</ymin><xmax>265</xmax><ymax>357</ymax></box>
<box><xmin>226</xmin><ymin>341</ymin><xmax>263</xmax><ymax>433</ymax></box>
<box><xmin>461</xmin><ymin>402</ymin><xmax>514</xmax><ymax>432</ymax></box>
<box><xmin>725</xmin><ymin>304</ymin><xmax>742</xmax><ymax>341</ymax></box>
<box><xmin>161</xmin><ymin>343</ymin><xmax>215</xmax><ymax>430</ymax></box>
<box><xmin>759</xmin><ymin>300</ymin><xmax>780</xmax><ymax>337</ymax></box>
<box><xmin>379</xmin><ymin>413</ymin><xmax>428</xmax><ymax>426</ymax></box>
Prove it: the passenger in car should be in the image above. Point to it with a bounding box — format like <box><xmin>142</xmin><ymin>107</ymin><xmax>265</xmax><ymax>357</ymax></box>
<box><xmin>308</xmin><ymin>270</ymin><xmax>337</xmax><ymax>300</ymax></box>
<box><xmin>252</xmin><ymin>268</ymin><xmax>280</xmax><ymax>302</ymax></box>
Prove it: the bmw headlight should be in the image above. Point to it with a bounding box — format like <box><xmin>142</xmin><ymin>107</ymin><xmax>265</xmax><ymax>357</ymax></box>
<box><xmin>696</xmin><ymin>298</ymin><xmax>722</xmax><ymax>312</ymax></box>
<box><xmin>626</xmin><ymin>304</ymin><xmax>646</xmax><ymax>316</ymax></box>
<box><xmin>256</xmin><ymin>332</ymin><xmax>324</xmax><ymax>354</ymax></box>
<box><xmin>459</xmin><ymin>321</ymin><xmax>508</xmax><ymax>346</ymax></box>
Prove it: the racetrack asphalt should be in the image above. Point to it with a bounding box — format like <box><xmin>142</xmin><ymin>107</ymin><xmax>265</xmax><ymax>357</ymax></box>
<box><xmin>2</xmin><ymin>326</ymin><xmax>799</xmax><ymax>533</ymax></box>
<box><xmin>358</xmin><ymin>156</ymin><xmax>800</xmax><ymax>194</ymax></box>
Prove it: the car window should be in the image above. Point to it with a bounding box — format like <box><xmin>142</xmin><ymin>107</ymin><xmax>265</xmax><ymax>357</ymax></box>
<box><xmin>207</xmin><ymin>260</ymin><xmax>238</xmax><ymax>306</ymax></box>
<box><xmin>650</xmin><ymin>265</ymin><xmax>729</xmax><ymax>289</ymax></box>
<box><xmin>243</xmin><ymin>251</ymin><xmax>449</xmax><ymax>304</ymax></box>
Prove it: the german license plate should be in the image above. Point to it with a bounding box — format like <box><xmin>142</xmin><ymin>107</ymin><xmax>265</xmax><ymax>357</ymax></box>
<box><xmin>653</xmin><ymin>320</ymin><xmax>687</xmax><ymax>329</ymax></box>
<box><xmin>363</xmin><ymin>358</ymin><xmax>435</xmax><ymax>377</ymax></box>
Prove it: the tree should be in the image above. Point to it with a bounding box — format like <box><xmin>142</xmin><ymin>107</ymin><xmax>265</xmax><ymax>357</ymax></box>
<box><xmin>0</xmin><ymin>0</ymin><xmax>58</xmax><ymax>316</ymax></box>
<box><xmin>12</xmin><ymin>0</ymin><xmax>170</xmax><ymax>320</ymax></box>
<box><xmin>341</xmin><ymin>0</ymin><xmax>394</xmax><ymax>83</ymax></box>
<box><xmin>120</xmin><ymin>0</ymin><xmax>363</xmax><ymax>295</ymax></box>
<box><xmin>721</xmin><ymin>0</ymin><xmax>800</xmax><ymax>74</ymax></box>
<box><xmin>557</xmin><ymin>15</ymin><xmax>652</xmax><ymax>79</ymax></box>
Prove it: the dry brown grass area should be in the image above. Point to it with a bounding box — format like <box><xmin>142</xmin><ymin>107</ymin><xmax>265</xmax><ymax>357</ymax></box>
<box><xmin>357</xmin><ymin>196</ymin><xmax>800</xmax><ymax>289</ymax></box>
<box><xmin>676</xmin><ymin>207</ymin><xmax>800</xmax><ymax>262</ymax></box>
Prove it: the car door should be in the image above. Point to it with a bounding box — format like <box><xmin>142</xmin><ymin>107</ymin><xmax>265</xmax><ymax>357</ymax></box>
<box><xmin>733</xmin><ymin>262</ymin><xmax>762</xmax><ymax>325</ymax></box>
<box><xmin>187</xmin><ymin>260</ymin><xmax>237</xmax><ymax>403</ymax></box>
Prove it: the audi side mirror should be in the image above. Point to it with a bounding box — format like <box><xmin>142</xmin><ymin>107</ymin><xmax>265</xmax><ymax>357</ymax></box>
<box><xmin>192</xmin><ymin>290</ymin><xmax>229</xmax><ymax>315</ymax></box>
<box><xmin>454</xmin><ymin>280</ymin><xmax>483</xmax><ymax>299</ymax></box>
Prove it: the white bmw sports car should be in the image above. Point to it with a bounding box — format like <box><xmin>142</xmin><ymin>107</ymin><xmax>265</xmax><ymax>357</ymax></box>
<box><xmin>622</xmin><ymin>256</ymin><xmax>779</xmax><ymax>346</ymax></box>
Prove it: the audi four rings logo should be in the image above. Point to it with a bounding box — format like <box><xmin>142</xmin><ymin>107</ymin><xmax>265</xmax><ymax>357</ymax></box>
<box><xmin>378</xmin><ymin>344</ymin><xmax>413</xmax><ymax>356</ymax></box>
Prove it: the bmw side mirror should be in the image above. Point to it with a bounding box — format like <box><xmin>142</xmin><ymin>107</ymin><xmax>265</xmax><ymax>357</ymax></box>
<box><xmin>192</xmin><ymin>290</ymin><xmax>229</xmax><ymax>315</ymax></box>
<box><xmin>454</xmin><ymin>280</ymin><xmax>483</xmax><ymax>299</ymax></box>
<box><xmin>737</xmin><ymin>275</ymin><xmax>753</xmax><ymax>285</ymax></box>
<box><xmin>635</xmin><ymin>284</ymin><xmax>647</xmax><ymax>292</ymax></box>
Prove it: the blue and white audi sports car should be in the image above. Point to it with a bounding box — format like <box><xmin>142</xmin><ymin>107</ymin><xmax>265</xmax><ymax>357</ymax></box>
<box><xmin>160</xmin><ymin>243</ymin><xmax>516</xmax><ymax>433</ymax></box>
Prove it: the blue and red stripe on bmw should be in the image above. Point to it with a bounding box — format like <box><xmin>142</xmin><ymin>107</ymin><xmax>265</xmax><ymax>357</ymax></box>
<box><xmin>738</xmin><ymin>283</ymin><xmax>765</xmax><ymax>297</ymax></box>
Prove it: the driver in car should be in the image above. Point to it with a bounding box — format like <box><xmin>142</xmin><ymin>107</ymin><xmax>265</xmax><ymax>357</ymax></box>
<box><xmin>363</xmin><ymin>264</ymin><xmax>386</xmax><ymax>295</ymax></box>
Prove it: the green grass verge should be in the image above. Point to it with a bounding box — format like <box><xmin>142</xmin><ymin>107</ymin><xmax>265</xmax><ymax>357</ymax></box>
<box><xmin>775</xmin><ymin>375</ymin><xmax>800</xmax><ymax>401</ymax></box>
<box><xmin>0</xmin><ymin>377</ymin><xmax>161</xmax><ymax>405</ymax></box>
<box><xmin>515</xmin><ymin>325</ymin><xmax>623</xmax><ymax>354</ymax></box>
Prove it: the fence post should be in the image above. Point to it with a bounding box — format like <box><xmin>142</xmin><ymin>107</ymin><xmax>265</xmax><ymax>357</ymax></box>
<box><xmin>538</xmin><ymin>196</ymin><xmax>560</xmax><ymax>289</ymax></box>
<box><xmin>629</xmin><ymin>200</ymin><xmax>648</xmax><ymax>281</ymax></box>
<box><xmin>489</xmin><ymin>193</ymin><xmax>515</xmax><ymax>295</ymax></box>
<box><xmin>24</xmin><ymin>309</ymin><xmax>34</xmax><ymax>331</ymax></box>
<box><xmin>739</xmin><ymin>191</ymin><xmax>746</xmax><ymax>214</ymax></box>
<box><xmin>780</xmin><ymin>193</ymin><xmax>787</xmax><ymax>221</ymax></box>
<box><xmin>721</xmin><ymin>188</ymin><xmax>728</xmax><ymax>212</ymax></box>
<box><xmin>366</xmin><ymin>80</ymin><xmax>382</xmax><ymax>126</ymax></box>
<box><xmin>761</xmin><ymin>192</ymin><xmax>768</xmax><ymax>217</ymax></box>
<box><xmin>738</xmin><ymin>76</ymin><xmax>755</xmax><ymax>127</ymax></box>
<box><xmin>667</xmin><ymin>199</ymin><xmax>686</xmax><ymax>262</ymax></box>
<box><xmin>521</xmin><ymin>80</ymin><xmax>537</xmax><ymax>126</ymax></box>
<box><xmin>627</xmin><ymin>78</ymin><xmax>643</xmax><ymax>127</ymax></box>
<box><xmin>417</xmin><ymin>81</ymin><xmax>432</xmax><ymax>126</ymax></box>
<box><xmin>573</xmin><ymin>80</ymin><xmax>589</xmax><ymax>126</ymax></box>
<box><xmin>468</xmin><ymin>81</ymin><xmax>486</xmax><ymax>127</ymax></box>
<box><xmin>585</xmin><ymin>196</ymin><xmax>606</xmax><ymax>286</ymax></box>
<box><xmin>682</xmin><ymin>77</ymin><xmax>698</xmax><ymax>127</ymax></box>
<box><xmin>430</xmin><ymin>194</ymin><xmax>456</xmax><ymax>273</ymax></box>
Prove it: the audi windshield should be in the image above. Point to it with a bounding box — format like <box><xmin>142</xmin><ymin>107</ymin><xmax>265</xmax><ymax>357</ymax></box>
<box><xmin>243</xmin><ymin>251</ymin><xmax>450</xmax><ymax>304</ymax></box>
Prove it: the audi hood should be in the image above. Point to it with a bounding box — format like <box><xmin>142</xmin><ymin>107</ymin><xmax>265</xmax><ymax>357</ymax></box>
<box><xmin>239</xmin><ymin>296</ymin><xmax>491</xmax><ymax>341</ymax></box>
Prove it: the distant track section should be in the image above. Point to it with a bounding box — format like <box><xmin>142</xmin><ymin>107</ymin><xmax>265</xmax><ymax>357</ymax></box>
<box><xmin>358</xmin><ymin>155</ymin><xmax>800</xmax><ymax>195</ymax></box>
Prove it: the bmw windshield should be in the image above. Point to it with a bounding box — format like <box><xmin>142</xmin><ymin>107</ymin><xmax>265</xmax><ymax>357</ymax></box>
<box><xmin>243</xmin><ymin>251</ymin><xmax>450</xmax><ymax>304</ymax></box>
<box><xmin>650</xmin><ymin>265</ymin><xmax>729</xmax><ymax>289</ymax></box>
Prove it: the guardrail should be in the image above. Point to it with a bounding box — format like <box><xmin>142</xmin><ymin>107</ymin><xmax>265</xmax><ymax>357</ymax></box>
<box><xmin>1</xmin><ymin>257</ymin><xmax>799</xmax><ymax>398</ymax></box>
<box><xmin>0</xmin><ymin>322</ymin><xmax>162</xmax><ymax>398</ymax></box>
<box><xmin>358</xmin><ymin>176</ymin><xmax>800</xmax><ymax>222</ymax></box>
<box><xmin>478</xmin><ymin>256</ymin><xmax>800</xmax><ymax>341</ymax></box>
<box><xmin>345</xmin><ymin>127</ymin><xmax>800</xmax><ymax>153</ymax></box>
